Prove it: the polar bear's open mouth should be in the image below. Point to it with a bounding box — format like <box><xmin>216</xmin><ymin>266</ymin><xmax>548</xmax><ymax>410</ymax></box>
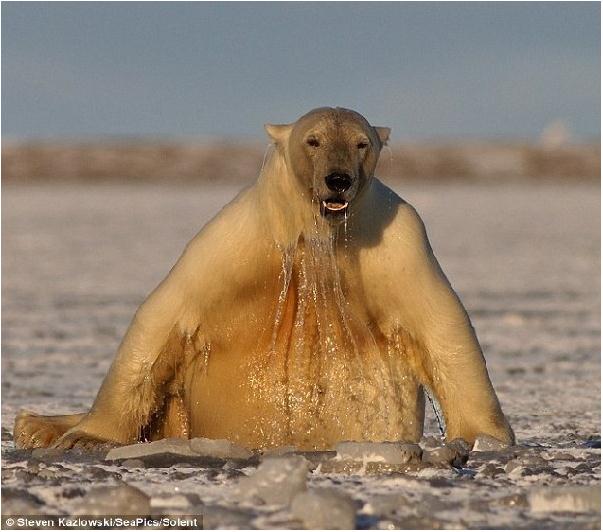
<box><xmin>321</xmin><ymin>199</ymin><xmax>349</xmax><ymax>217</ymax></box>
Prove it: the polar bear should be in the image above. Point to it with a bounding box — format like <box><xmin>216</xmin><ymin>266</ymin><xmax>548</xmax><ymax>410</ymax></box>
<box><xmin>14</xmin><ymin>107</ymin><xmax>514</xmax><ymax>451</ymax></box>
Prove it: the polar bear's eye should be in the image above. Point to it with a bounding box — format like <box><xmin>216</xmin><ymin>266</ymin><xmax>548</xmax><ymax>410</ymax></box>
<box><xmin>306</xmin><ymin>137</ymin><xmax>320</xmax><ymax>148</ymax></box>
<box><xmin>357</xmin><ymin>140</ymin><xmax>369</xmax><ymax>150</ymax></box>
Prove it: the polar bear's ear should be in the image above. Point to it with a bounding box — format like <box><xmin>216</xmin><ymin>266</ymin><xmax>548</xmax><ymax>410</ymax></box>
<box><xmin>264</xmin><ymin>123</ymin><xmax>293</xmax><ymax>146</ymax></box>
<box><xmin>374</xmin><ymin>126</ymin><xmax>391</xmax><ymax>146</ymax></box>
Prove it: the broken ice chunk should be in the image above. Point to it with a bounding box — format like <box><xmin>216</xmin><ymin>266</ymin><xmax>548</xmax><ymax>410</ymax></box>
<box><xmin>235</xmin><ymin>455</ymin><xmax>310</xmax><ymax>505</ymax></box>
<box><xmin>291</xmin><ymin>487</ymin><xmax>356</xmax><ymax>529</ymax></box>
<box><xmin>189</xmin><ymin>437</ymin><xmax>253</xmax><ymax>460</ymax></box>
<box><xmin>335</xmin><ymin>441</ymin><xmax>422</xmax><ymax>465</ymax></box>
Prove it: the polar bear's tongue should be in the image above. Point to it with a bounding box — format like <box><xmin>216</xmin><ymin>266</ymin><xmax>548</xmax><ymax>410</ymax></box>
<box><xmin>322</xmin><ymin>199</ymin><xmax>348</xmax><ymax>212</ymax></box>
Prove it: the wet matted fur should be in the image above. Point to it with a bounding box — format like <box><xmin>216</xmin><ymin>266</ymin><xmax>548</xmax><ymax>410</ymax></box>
<box><xmin>14</xmin><ymin>107</ymin><xmax>514</xmax><ymax>451</ymax></box>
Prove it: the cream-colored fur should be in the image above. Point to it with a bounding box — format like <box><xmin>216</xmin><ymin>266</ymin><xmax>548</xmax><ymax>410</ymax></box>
<box><xmin>14</xmin><ymin>107</ymin><xmax>513</xmax><ymax>451</ymax></box>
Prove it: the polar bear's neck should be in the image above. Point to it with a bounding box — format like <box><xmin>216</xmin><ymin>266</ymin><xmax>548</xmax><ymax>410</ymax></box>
<box><xmin>255</xmin><ymin>149</ymin><xmax>333</xmax><ymax>247</ymax></box>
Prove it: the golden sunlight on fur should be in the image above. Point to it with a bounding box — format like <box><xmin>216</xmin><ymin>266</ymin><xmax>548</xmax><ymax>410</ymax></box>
<box><xmin>14</xmin><ymin>108</ymin><xmax>513</xmax><ymax>451</ymax></box>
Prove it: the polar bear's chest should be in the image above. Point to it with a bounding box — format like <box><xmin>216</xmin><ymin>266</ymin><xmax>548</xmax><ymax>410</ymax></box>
<box><xmin>185</xmin><ymin>240</ymin><xmax>423</xmax><ymax>449</ymax></box>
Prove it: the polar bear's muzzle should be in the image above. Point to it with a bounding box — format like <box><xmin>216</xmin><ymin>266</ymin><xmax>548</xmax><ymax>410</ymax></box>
<box><xmin>319</xmin><ymin>172</ymin><xmax>353</xmax><ymax>219</ymax></box>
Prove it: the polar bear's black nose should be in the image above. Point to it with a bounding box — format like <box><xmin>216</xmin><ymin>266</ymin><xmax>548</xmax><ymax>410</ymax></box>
<box><xmin>325</xmin><ymin>173</ymin><xmax>352</xmax><ymax>193</ymax></box>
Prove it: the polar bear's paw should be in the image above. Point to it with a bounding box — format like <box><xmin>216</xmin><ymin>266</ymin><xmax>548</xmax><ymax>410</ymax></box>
<box><xmin>52</xmin><ymin>428</ymin><xmax>119</xmax><ymax>451</ymax></box>
<box><xmin>13</xmin><ymin>410</ymin><xmax>72</xmax><ymax>449</ymax></box>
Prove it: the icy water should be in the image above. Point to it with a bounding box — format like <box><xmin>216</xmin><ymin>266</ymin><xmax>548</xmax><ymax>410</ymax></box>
<box><xmin>2</xmin><ymin>183</ymin><xmax>600</xmax><ymax>528</ymax></box>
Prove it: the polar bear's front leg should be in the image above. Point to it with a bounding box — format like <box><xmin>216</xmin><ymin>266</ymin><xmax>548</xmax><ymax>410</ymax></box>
<box><xmin>377</xmin><ymin>200</ymin><xmax>514</xmax><ymax>445</ymax></box>
<box><xmin>51</xmin><ymin>270</ymin><xmax>190</xmax><ymax>450</ymax></box>
<box><xmin>414</xmin><ymin>313</ymin><xmax>515</xmax><ymax>445</ymax></box>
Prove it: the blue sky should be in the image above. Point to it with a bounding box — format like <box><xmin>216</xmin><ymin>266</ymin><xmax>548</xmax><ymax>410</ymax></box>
<box><xmin>2</xmin><ymin>2</ymin><xmax>600</xmax><ymax>140</ymax></box>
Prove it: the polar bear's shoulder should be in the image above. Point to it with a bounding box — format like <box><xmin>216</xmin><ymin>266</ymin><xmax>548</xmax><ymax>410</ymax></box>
<box><xmin>358</xmin><ymin>178</ymin><xmax>429</xmax><ymax>254</ymax></box>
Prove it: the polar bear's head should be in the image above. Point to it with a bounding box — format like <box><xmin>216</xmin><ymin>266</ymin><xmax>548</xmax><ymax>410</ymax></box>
<box><xmin>265</xmin><ymin>107</ymin><xmax>390</xmax><ymax>222</ymax></box>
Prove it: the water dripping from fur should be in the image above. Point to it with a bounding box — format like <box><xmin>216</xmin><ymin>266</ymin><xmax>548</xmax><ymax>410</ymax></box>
<box><xmin>238</xmin><ymin>157</ymin><xmax>421</xmax><ymax>448</ymax></box>
<box><xmin>244</xmin><ymin>204</ymin><xmax>419</xmax><ymax>448</ymax></box>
